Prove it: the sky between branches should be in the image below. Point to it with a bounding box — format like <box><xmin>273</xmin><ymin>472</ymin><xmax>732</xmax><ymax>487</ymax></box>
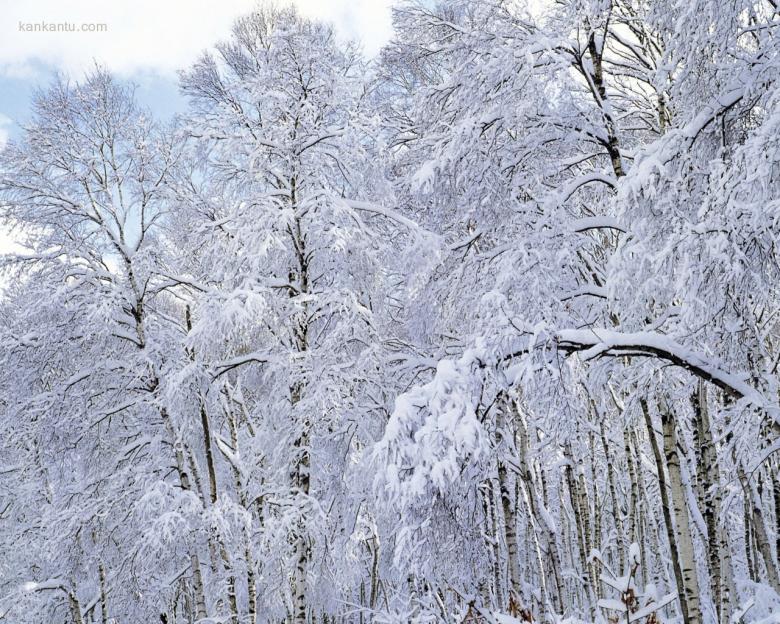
<box><xmin>0</xmin><ymin>0</ymin><xmax>395</xmax><ymax>144</ymax></box>
<box><xmin>0</xmin><ymin>0</ymin><xmax>395</xmax><ymax>255</ymax></box>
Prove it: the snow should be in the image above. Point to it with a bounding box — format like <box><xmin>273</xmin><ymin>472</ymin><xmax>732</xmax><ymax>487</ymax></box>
<box><xmin>628</xmin><ymin>542</ymin><xmax>640</xmax><ymax>567</ymax></box>
<box><xmin>3</xmin><ymin>1</ymin><xmax>780</xmax><ymax>623</ymax></box>
<box><xmin>571</xmin><ymin>216</ymin><xmax>626</xmax><ymax>233</ymax></box>
<box><xmin>554</xmin><ymin>328</ymin><xmax>777</xmax><ymax>417</ymax></box>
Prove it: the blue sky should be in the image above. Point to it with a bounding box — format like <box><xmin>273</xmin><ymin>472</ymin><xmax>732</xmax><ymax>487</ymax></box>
<box><xmin>0</xmin><ymin>66</ymin><xmax>185</xmax><ymax>135</ymax></box>
<box><xmin>0</xmin><ymin>0</ymin><xmax>394</xmax><ymax>145</ymax></box>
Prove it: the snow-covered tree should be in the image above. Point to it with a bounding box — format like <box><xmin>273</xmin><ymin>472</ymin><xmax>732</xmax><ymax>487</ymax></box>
<box><xmin>1</xmin><ymin>1</ymin><xmax>779</xmax><ymax>623</ymax></box>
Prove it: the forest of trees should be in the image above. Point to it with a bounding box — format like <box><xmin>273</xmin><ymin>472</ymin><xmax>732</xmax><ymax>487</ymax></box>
<box><xmin>1</xmin><ymin>0</ymin><xmax>780</xmax><ymax>622</ymax></box>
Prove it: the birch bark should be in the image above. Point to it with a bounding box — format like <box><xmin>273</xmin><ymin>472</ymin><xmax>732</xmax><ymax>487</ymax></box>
<box><xmin>641</xmin><ymin>397</ymin><xmax>687</xmax><ymax>624</ymax></box>
<box><xmin>659</xmin><ymin>396</ymin><xmax>702</xmax><ymax>624</ymax></box>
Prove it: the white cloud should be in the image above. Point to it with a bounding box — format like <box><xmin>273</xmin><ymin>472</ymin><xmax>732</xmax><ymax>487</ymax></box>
<box><xmin>0</xmin><ymin>0</ymin><xmax>394</xmax><ymax>79</ymax></box>
<box><xmin>0</xmin><ymin>114</ymin><xmax>11</xmax><ymax>149</ymax></box>
<box><xmin>295</xmin><ymin>0</ymin><xmax>394</xmax><ymax>56</ymax></box>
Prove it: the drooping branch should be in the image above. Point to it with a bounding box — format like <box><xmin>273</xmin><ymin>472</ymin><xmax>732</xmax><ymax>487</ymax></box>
<box><xmin>551</xmin><ymin>328</ymin><xmax>769</xmax><ymax>409</ymax></box>
<box><xmin>211</xmin><ymin>351</ymin><xmax>271</xmax><ymax>380</ymax></box>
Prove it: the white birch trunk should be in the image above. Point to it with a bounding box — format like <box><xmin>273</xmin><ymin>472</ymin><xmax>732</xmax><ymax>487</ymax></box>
<box><xmin>690</xmin><ymin>383</ymin><xmax>723</xmax><ymax>620</ymax></box>
<box><xmin>641</xmin><ymin>397</ymin><xmax>688</xmax><ymax>624</ymax></box>
<box><xmin>497</xmin><ymin>398</ymin><xmax>524</xmax><ymax>613</ymax></box>
<box><xmin>659</xmin><ymin>397</ymin><xmax>702</xmax><ymax>624</ymax></box>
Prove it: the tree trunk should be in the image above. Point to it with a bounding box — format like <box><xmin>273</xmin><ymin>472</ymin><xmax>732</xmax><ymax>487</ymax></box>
<box><xmin>745</xmin><ymin>495</ymin><xmax>757</xmax><ymax>582</ymax></box>
<box><xmin>774</xmin><ymin>460</ymin><xmax>780</xmax><ymax>567</ymax></box>
<box><xmin>659</xmin><ymin>396</ymin><xmax>702</xmax><ymax>624</ymax></box>
<box><xmin>290</xmin><ymin>175</ymin><xmax>312</xmax><ymax>624</ymax></box>
<box><xmin>720</xmin><ymin>524</ymin><xmax>737</xmax><ymax>618</ymax></box>
<box><xmin>515</xmin><ymin>400</ymin><xmax>564</xmax><ymax>618</ymax></box>
<box><xmin>486</xmin><ymin>477</ymin><xmax>503</xmax><ymax>608</ymax></box>
<box><xmin>224</xmin><ymin>388</ymin><xmax>258</xmax><ymax>624</ymax></box>
<box><xmin>369</xmin><ymin>533</ymin><xmax>380</xmax><ymax>611</ymax></box>
<box><xmin>160</xmin><ymin>408</ymin><xmax>209</xmax><ymax>621</ymax></box>
<box><xmin>599</xmin><ymin>419</ymin><xmax>625</xmax><ymax>574</ymax></box>
<box><xmin>690</xmin><ymin>382</ymin><xmax>723</xmax><ymax>620</ymax></box>
<box><xmin>99</xmin><ymin>562</ymin><xmax>108</xmax><ymax>624</ymax></box>
<box><xmin>624</xmin><ymin>428</ymin><xmax>644</xmax><ymax>584</ymax></box>
<box><xmin>190</xmin><ymin>552</ymin><xmax>209</xmax><ymax>622</ymax></box>
<box><xmin>641</xmin><ymin>397</ymin><xmax>688</xmax><ymax>624</ymax></box>
<box><xmin>68</xmin><ymin>586</ymin><xmax>84</xmax><ymax>624</ymax></box>
<box><xmin>497</xmin><ymin>399</ymin><xmax>524</xmax><ymax>612</ymax></box>
<box><xmin>585</xmin><ymin>30</ymin><xmax>625</xmax><ymax>178</ymax></box>
<box><xmin>291</xmin><ymin>424</ymin><xmax>310</xmax><ymax>624</ymax></box>
<box><xmin>564</xmin><ymin>442</ymin><xmax>596</xmax><ymax>617</ymax></box>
